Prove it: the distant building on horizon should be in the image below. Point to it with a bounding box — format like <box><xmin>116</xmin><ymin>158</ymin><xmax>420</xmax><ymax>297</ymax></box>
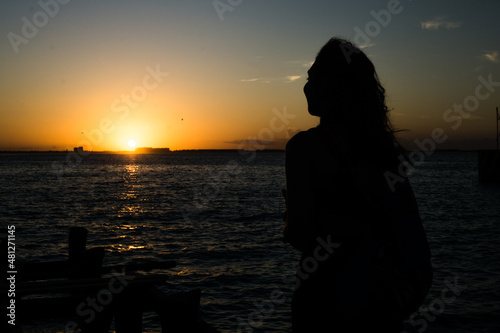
<box><xmin>135</xmin><ymin>147</ymin><xmax>170</xmax><ymax>154</ymax></box>
<box><xmin>74</xmin><ymin>147</ymin><xmax>84</xmax><ymax>153</ymax></box>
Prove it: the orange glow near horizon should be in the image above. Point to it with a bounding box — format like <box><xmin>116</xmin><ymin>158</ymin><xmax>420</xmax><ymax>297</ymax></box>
<box><xmin>1</xmin><ymin>73</ymin><xmax>498</xmax><ymax>152</ymax></box>
<box><xmin>0</xmin><ymin>85</ymin><xmax>310</xmax><ymax>151</ymax></box>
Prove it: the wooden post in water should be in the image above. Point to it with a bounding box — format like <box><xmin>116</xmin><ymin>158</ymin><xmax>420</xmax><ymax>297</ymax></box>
<box><xmin>68</xmin><ymin>227</ymin><xmax>88</xmax><ymax>279</ymax></box>
<box><xmin>496</xmin><ymin>106</ymin><xmax>499</xmax><ymax>150</ymax></box>
<box><xmin>478</xmin><ymin>107</ymin><xmax>500</xmax><ymax>182</ymax></box>
<box><xmin>68</xmin><ymin>227</ymin><xmax>105</xmax><ymax>279</ymax></box>
<box><xmin>68</xmin><ymin>227</ymin><xmax>88</xmax><ymax>261</ymax></box>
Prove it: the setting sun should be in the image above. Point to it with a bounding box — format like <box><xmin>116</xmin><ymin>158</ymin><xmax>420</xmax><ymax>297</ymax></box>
<box><xmin>128</xmin><ymin>140</ymin><xmax>136</xmax><ymax>148</ymax></box>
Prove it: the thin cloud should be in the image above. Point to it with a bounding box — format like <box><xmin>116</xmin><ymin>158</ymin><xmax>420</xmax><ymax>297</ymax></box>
<box><xmin>286</xmin><ymin>75</ymin><xmax>302</xmax><ymax>82</ymax></box>
<box><xmin>224</xmin><ymin>138</ymin><xmax>288</xmax><ymax>149</ymax></box>
<box><xmin>483</xmin><ymin>51</ymin><xmax>499</xmax><ymax>63</ymax></box>
<box><xmin>225</xmin><ymin>127</ymin><xmax>302</xmax><ymax>149</ymax></box>
<box><xmin>421</xmin><ymin>17</ymin><xmax>462</xmax><ymax>30</ymax></box>
<box><xmin>240</xmin><ymin>78</ymin><xmax>264</xmax><ymax>82</ymax></box>
<box><xmin>240</xmin><ymin>75</ymin><xmax>302</xmax><ymax>83</ymax></box>
<box><xmin>359</xmin><ymin>43</ymin><xmax>376</xmax><ymax>49</ymax></box>
<box><xmin>302</xmin><ymin>61</ymin><xmax>314</xmax><ymax>68</ymax></box>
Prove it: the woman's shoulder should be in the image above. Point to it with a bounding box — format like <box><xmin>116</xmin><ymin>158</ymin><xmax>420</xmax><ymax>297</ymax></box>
<box><xmin>286</xmin><ymin>127</ymin><xmax>322</xmax><ymax>152</ymax></box>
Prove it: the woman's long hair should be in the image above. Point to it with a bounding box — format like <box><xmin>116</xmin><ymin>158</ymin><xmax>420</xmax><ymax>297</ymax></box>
<box><xmin>314</xmin><ymin>37</ymin><xmax>405</xmax><ymax>170</ymax></box>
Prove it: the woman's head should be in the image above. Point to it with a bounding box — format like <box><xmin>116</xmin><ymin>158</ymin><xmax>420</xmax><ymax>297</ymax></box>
<box><xmin>304</xmin><ymin>38</ymin><xmax>385</xmax><ymax>121</ymax></box>
<box><xmin>305</xmin><ymin>37</ymin><xmax>403</xmax><ymax>162</ymax></box>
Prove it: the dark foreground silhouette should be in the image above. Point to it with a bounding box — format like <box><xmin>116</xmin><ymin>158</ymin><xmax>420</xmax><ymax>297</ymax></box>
<box><xmin>283</xmin><ymin>37</ymin><xmax>432</xmax><ymax>332</ymax></box>
<box><xmin>0</xmin><ymin>227</ymin><xmax>218</xmax><ymax>333</ymax></box>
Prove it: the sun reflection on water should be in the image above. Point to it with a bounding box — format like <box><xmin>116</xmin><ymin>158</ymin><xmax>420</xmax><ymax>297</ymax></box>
<box><xmin>118</xmin><ymin>224</ymin><xmax>140</xmax><ymax>230</ymax></box>
<box><xmin>119</xmin><ymin>161</ymin><xmax>145</xmax><ymax>216</ymax></box>
<box><xmin>110</xmin><ymin>244</ymin><xmax>146</xmax><ymax>252</ymax></box>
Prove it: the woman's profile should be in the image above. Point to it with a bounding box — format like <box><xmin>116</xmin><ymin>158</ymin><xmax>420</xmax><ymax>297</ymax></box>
<box><xmin>283</xmin><ymin>37</ymin><xmax>432</xmax><ymax>332</ymax></box>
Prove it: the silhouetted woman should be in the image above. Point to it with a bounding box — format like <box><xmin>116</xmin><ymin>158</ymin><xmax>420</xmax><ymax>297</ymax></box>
<box><xmin>284</xmin><ymin>37</ymin><xmax>431</xmax><ymax>332</ymax></box>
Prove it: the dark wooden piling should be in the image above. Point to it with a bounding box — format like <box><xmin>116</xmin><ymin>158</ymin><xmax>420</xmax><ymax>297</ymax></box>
<box><xmin>68</xmin><ymin>227</ymin><xmax>105</xmax><ymax>279</ymax></box>
<box><xmin>68</xmin><ymin>226</ymin><xmax>88</xmax><ymax>261</ymax></box>
<box><xmin>2</xmin><ymin>227</ymin><xmax>219</xmax><ymax>332</ymax></box>
<box><xmin>478</xmin><ymin>150</ymin><xmax>500</xmax><ymax>182</ymax></box>
<box><xmin>78</xmin><ymin>247</ymin><xmax>105</xmax><ymax>279</ymax></box>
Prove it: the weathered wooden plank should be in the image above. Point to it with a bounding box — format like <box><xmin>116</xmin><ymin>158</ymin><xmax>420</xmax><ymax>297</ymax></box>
<box><xmin>0</xmin><ymin>274</ymin><xmax>169</xmax><ymax>295</ymax></box>
<box><xmin>16</xmin><ymin>260</ymin><xmax>176</xmax><ymax>282</ymax></box>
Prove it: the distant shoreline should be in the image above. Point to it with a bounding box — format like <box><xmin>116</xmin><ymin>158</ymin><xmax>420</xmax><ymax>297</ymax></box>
<box><xmin>0</xmin><ymin>149</ymin><xmax>495</xmax><ymax>155</ymax></box>
<box><xmin>0</xmin><ymin>149</ymin><xmax>287</xmax><ymax>154</ymax></box>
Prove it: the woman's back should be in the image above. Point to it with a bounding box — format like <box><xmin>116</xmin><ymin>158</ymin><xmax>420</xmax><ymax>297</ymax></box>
<box><xmin>285</xmin><ymin>125</ymin><xmax>397</xmax><ymax>248</ymax></box>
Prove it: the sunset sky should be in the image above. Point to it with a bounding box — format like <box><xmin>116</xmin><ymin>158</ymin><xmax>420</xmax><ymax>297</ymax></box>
<box><xmin>1</xmin><ymin>0</ymin><xmax>499</xmax><ymax>151</ymax></box>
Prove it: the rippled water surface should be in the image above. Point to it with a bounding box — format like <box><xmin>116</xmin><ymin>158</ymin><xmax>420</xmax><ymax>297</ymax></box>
<box><xmin>0</xmin><ymin>151</ymin><xmax>499</xmax><ymax>332</ymax></box>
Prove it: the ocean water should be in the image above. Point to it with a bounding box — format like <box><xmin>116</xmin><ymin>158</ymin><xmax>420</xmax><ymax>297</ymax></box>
<box><xmin>0</xmin><ymin>151</ymin><xmax>499</xmax><ymax>332</ymax></box>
